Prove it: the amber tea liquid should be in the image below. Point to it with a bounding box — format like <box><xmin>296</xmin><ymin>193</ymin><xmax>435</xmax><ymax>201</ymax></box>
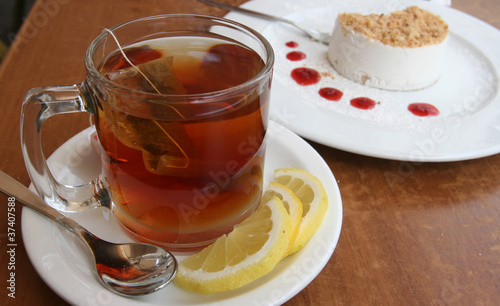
<box><xmin>93</xmin><ymin>36</ymin><xmax>269</xmax><ymax>250</ymax></box>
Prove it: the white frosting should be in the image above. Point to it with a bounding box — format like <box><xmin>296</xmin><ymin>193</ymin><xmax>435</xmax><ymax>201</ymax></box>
<box><xmin>327</xmin><ymin>19</ymin><xmax>448</xmax><ymax>91</ymax></box>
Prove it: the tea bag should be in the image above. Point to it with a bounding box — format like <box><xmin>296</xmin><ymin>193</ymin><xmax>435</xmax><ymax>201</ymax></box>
<box><xmin>133</xmin><ymin>118</ymin><xmax>194</xmax><ymax>171</ymax></box>
<box><xmin>106</xmin><ymin>56</ymin><xmax>187</xmax><ymax>95</ymax></box>
<box><xmin>102</xmin><ymin>41</ymin><xmax>198</xmax><ymax>174</ymax></box>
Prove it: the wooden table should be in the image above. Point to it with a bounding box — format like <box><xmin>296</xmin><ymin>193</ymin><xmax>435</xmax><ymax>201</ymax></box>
<box><xmin>1</xmin><ymin>0</ymin><xmax>499</xmax><ymax>305</ymax></box>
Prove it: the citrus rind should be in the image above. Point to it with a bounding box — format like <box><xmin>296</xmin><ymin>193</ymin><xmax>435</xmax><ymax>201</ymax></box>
<box><xmin>274</xmin><ymin>168</ymin><xmax>328</xmax><ymax>255</ymax></box>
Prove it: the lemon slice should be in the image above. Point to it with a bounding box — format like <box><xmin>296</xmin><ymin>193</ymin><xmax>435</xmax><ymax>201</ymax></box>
<box><xmin>261</xmin><ymin>182</ymin><xmax>303</xmax><ymax>253</ymax></box>
<box><xmin>174</xmin><ymin>197</ymin><xmax>292</xmax><ymax>294</ymax></box>
<box><xmin>274</xmin><ymin>168</ymin><xmax>328</xmax><ymax>255</ymax></box>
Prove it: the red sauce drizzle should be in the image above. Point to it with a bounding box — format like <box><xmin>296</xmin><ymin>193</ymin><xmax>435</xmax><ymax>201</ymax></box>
<box><xmin>286</xmin><ymin>51</ymin><xmax>306</xmax><ymax>61</ymax></box>
<box><xmin>351</xmin><ymin>97</ymin><xmax>376</xmax><ymax>110</ymax></box>
<box><xmin>319</xmin><ymin>87</ymin><xmax>343</xmax><ymax>101</ymax></box>
<box><xmin>283</xmin><ymin>49</ymin><xmax>439</xmax><ymax>118</ymax></box>
<box><xmin>291</xmin><ymin>67</ymin><xmax>320</xmax><ymax>86</ymax></box>
<box><xmin>408</xmin><ymin>103</ymin><xmax>439</xmax><ymax>117</ymax></box>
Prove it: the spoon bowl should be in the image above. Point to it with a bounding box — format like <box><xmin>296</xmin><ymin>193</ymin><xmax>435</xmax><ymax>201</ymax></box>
<box><xmin>0</xmin><ymin>170</ymin><xmax>177</xmax><ymax>296</ymax></box>
<box><xmin>79</xmin><ymin>228</ymin><xmax>177</xmax><ymax>296</ymax></box>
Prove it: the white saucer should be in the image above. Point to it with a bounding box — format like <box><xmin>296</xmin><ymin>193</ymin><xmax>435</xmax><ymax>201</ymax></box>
<box><xmin>21</xmin><ymin>121</ymin><xmax>343</xmax><ymax>305</ymax></box>
<box><xmin>226</xmin><ymin>0</ymin><xmax>500</xmax><ymax>161</ymax></box>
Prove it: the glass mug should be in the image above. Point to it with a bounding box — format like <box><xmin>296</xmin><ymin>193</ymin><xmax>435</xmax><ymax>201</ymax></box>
<box><xmin>21</xmin><ymin>14</ymin><xmax>274</xmax><ymax>251</ymax></box>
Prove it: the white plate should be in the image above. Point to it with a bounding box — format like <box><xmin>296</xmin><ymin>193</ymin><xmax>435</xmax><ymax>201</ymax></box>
<box><xmin>226</xmin><ymin>0</ymin><xmax>500</xmax><ymax>162</ymax></box>
<box><xmin>21</xmin><ymin>121</ymin><xmax>342</xmax><ymax>305</ymax></box>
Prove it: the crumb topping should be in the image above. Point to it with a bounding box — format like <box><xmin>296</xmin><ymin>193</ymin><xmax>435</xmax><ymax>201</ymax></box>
<box><xmin>338</xmin><ymin>6</ymin><xmax>449</xmax><ymax>48</ymax></box>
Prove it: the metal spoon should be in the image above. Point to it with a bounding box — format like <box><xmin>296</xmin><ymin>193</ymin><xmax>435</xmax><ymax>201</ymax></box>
<box><xmin>198</xmin><ymin>0</ymin><xmax>331</xmax><ymax>44</ymax></box>
<box><xmin>0</xmin><ymin>170</ymin><xmax>177</xmax><ymax>297</ymax></box>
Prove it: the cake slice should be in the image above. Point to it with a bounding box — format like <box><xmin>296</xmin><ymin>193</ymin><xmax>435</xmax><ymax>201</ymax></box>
<box><xmin>327</xmin><ymin>6</ymin><xmax>449</xmax><ymax>91</ymax></box>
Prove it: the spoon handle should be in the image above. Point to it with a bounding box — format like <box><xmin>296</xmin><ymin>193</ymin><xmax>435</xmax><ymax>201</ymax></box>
<box><xmin>0</xmin><ymin>170</ymin><xmax>81</xmax><ymax>230</ymax></box>
<box><xmin>199</xmin><ymin>0</ymin><xmax>291</xmax><ymax>23</ymax></box>
<box><xmin>198</xmin><ymin>0</ymin><xmax>308</xmax><ymax>32</ymax></box>
<box><xmin>198</xmin><ymin>0</ymin><xmax>330</xmax><ymax>44</ymax></box>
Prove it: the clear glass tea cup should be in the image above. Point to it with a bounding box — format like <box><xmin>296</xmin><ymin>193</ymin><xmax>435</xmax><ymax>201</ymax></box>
<box><xmin>21</xmin><ymin>14</ymin><xmax>274</xmax><ymax>251</ymax></box>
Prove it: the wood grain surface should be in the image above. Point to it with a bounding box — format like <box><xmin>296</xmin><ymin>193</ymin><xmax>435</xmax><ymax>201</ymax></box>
<box><xmin>0</xmin><ymin>0</ymin><xmax>499</xmax><ymax>305</ymax></box>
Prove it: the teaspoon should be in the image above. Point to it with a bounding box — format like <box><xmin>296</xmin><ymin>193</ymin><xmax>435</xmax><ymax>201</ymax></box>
<box><xmin>0</xmin><ymin>170</ymin><xmax>177</xmax><ymax>297</ymax></box>
<box><xmin>198</xmin><ymin>0</ymin><xmax>331</xmax><ymax>44</ymax></box>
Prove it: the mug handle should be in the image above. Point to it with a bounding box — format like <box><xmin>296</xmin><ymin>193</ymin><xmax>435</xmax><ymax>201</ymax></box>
<box><xmin>21</xmin><ymin>83</ymin><xmax>109</xmax><ymax>212</ymax></box>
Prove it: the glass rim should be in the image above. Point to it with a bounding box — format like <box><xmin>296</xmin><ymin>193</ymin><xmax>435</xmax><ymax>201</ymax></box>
<box><xmin>84</xmin><ymin>14</ymin><xmax>274</xmax><ymax>101</ymax></box>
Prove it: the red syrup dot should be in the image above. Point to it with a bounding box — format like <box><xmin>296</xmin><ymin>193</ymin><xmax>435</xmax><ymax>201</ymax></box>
<box><xmin>285</xmin><ymin>41</ymin><xmax>299</xmax><ymax>48</ymax></box>
<box><xmin>291</xmin><ymin>67</ymin><xmax>320</xmax><ymax>86</ymax></box>
<box><xmin>408</xmin><ymin>103</ymin><xmax>439</xmax><ymax>117</ymax></box>
<box><xmin>286</xmin><ymin>51</ymin><xmax>306</xmax><ymax>61</ymax></box>
<box><xmin>319</xmin><ymin>87</ymin><xmax>343</xmax><ymax>101</ymax></box>
<box><xmin>351</xmin><ymin>97</ymin><xmax>376</xmax><ymax>110</ymax></box>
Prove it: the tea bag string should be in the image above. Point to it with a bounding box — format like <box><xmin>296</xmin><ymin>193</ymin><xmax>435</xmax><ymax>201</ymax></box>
<box><xmin>103</xmin><ymin>28</ymin><xmax>162</xmax><ymax>95</ymax></box>
<box><xmin>103</xmin><ymin>28</ymin><xmax>186</xmax><ymax>120</ymax></box>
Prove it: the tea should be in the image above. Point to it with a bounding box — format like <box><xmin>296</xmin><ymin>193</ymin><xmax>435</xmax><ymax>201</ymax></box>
<box><xmin>92</xmin><ymin>36</ymin><xmax>269</xmax><ymax>250</ymax></box>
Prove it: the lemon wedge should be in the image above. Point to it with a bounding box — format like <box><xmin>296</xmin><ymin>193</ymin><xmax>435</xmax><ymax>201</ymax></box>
<box><xmin>261</xmin><ymin>182</ymin><xmax>303</xmax><ymax>254</ymax></box>
<box><xmin>274</xmin><ymin>168</ymin><xmax>328</xmax><ymax>255</ymax></box>
<box><xmin>174</xmin><ymin>196</ymin><xmax>292</xmax><ymax>294</ymax></box>
<box><xmin>174</xmin><ymin>168</ymin><xmax>328</xmax><ymax>294</ymax></box>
